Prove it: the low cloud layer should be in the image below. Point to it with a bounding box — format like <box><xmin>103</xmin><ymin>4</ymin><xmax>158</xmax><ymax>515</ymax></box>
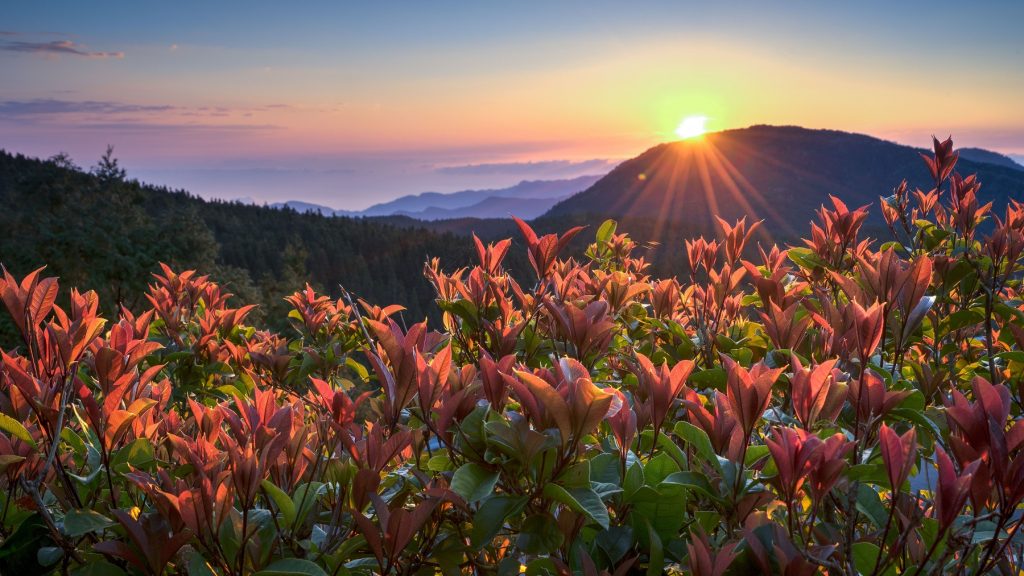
<box><xmin>436</xmin><ymin>159</ymin><xmax>618</xmax><ymax>178</ymax></box>
<box><xmin>0</xmin><ymin>99</ymin><xmax>174</xmax><ymax>117</ymax></box>
<box><xmin>0</xmin><ymin>39</ymin><xmax>123</xmax><ymax>59</ymax></box>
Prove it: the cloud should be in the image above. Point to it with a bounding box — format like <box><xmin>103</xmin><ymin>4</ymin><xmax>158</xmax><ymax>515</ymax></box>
<box><xmin>66</xmin><ymin>121</ymin><xmax>281</xmax><ymax>133</ymax></box>
<box><xmin>435</xmin><ymin>158</ymin><xmax>618</xmax><ymax>178</ymax></box>
<box><xmin>0</xmin><ymin>39</ymin><xmax>123</xmax><ymax>59</ymax></box>
<box><xmin>0</xmin><ymin>99</ymin><xmax>175</xmax><ymax>117</ymax></box>
<box><xmin>0</xmin><ymin>99</ymin><xmax>283</xmax><ymax>135</ymax></box>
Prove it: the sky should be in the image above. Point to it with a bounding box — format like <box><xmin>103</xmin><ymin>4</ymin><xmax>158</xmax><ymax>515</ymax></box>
<box><xmin>1</xmin><ymin>1</ymin><xmax>1022</xmax><ymax>209</ymax></box>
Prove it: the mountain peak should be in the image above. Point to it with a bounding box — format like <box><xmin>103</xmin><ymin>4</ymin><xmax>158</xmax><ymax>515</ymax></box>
<box><xmin>544</xmin><ymin>126</ymin><xmax>1024</xmax><ymax>241</ymax></box>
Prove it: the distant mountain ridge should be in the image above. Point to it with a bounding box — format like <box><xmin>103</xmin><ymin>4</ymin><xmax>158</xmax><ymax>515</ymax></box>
<box><xmin>957</xmin><ymin>147</ymin><xmax>1023</xmax><ymax>171</ymax></box>
<box><xmin>272</xmin><ymin>174</ymin><xmax>602</xmax><ymax>220</ymax></box>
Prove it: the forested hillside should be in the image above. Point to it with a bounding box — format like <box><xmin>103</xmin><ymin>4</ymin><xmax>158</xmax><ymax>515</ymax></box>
<box><xmin>0</xmin><ymin>149</ymin><xmax>479</xmax><ymax>338</ymax></box>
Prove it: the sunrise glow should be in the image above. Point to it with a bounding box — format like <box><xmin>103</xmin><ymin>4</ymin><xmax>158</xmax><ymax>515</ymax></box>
<box><xmin>675</xmin><ymin>116</ymin><xmax>708</xmax><ymax>140</ymax></box>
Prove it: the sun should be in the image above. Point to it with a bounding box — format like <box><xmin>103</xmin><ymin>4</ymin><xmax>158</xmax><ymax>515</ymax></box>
<box><xmin>675</xmin><ymin>115</ymin><xmax>708</xmax><ymax>139</ymax></box>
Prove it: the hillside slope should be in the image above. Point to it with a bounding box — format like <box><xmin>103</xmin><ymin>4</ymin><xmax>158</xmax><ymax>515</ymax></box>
<box><xmin>0</xmin><ymin>150</ymin><xmax>478</xmax><ymax>332</ymax></box>
<box><xmin>545</xmin><ymin>126</ymin><xmax>1024</xmax><ymax>240</ymax></box>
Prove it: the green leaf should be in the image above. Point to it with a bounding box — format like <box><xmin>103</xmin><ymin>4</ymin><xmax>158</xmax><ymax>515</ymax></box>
<box><xmin>627</xmin><ymin>484</ymin><xmax>688</xmax><ymax>539</ymax></box>
<box><xmin>471</xmin><ymin>495</ymin><xmax>528</xmax><ymax>547</ymax></box>
<box><xmin>673</xmin><ymin>421</ymin><xmax>722</xmax><ymax>473</ymax></box>
<box><xmin>846</xmin><ymin>463</ymin><xmax>889</xmax><ymax>486</ymax></box>
<box><xmin>185</xmin><ymin>549</ymin><xmax>218</xmax><ymax>576</ymax></box>
<box><xmin>855</xmin><ymin>485</ymin><xmax>888</xmax><ymax>529</ymax></box>
<box><xmin>451</xmin><ymin>462</ymin><xmax>500</xmax><ymax>503</ymax></box>
<box><xmin>787</xmin><ymin>247</ymin><xmax>827</xmax><ymax>271</ymax></box>
<box><xmin>262</xmin><ymin>480</ymin><xmax>297</xmax><ymax>526</ymax></box>
<box><xmin>517</xmin><ymin>513</ymin><xmax>563</xmax><ymax>555</ymax></box>
<box><xmin>624</xmin><ymin>461</ymin><xmax>644</xmax><ymax>497</ymax></box>
<box><xmin>557</xmin><ymin>460</ymin><xmax>591</xmax><ymax>489</ymax></box>
<box><xmin>644</xmin><ymin>453</ymin><xmax>680</xmax><ymax>486</ymax></box>
<box><xmin>687</xmin><ymin>367</ymin><xmax>726</xmax><ymax>390</ymax></box>
<box><xmin>644</xmin><ymin>519</ymin><xmax>664</xmax><ymax>576</ymax></box>
<box><xmin>888</xmin><ymin>408</ymin><xmax>942</xmax><ymax>441</ymax></box>
<box><xmin>851</xmin><ymin>542</ymin><xmax>881</xmax><ymax>575</ymax></box>
<box><xmin>427</xmin><ymin>454</ymin><xmax>451</xmax><ymax>471</ymax></box>
<box><xmin>596</xmin><ymin>220</ymin><xmax>617</xmax><ymax>243</ymax></box>
<box><xmin>0</xmin><ymin>513</ymin><xmax>54</xmax><ymax>573</ymax></box>
<box><xmin>589</xmin><ymin>452</ymin><xmax>621</xmax><ymax>485</ymax></box>
<box><xmin>254</xmin><ymin>558</ymin><xmax>329</xmax><ymax>576</ymax></box>
<box><xmin>71</xmin><ymin>559</ymin><xmax>128</xmax><ymax>576</ymax></box>
<box><xmin>543</xmin><ymin>483</ymin><xmax>610</xmax><ymax>529</ymax></box>
<box><xmin>63</xmin><ymin>509</ymin><xmax>114</xmax><ymax>537</ymax></box>
<box><xmin>111</xmin><ymin>438</ymin><xmax>155</xmax><ymax>470</ymax></box>
<box><xmin>0</xmin><ymin>413</ymin><xmax>35</xmax><ymax>448</ymax></box>
<box><xmin>291</xmin><ymin>482</ymin><xmax>325</xmax><ymax>528</ymax></box>
<box><xmin>663</xmin><ymin>471</ymin><xmax>722</xmax><ymax>503</ymax></box>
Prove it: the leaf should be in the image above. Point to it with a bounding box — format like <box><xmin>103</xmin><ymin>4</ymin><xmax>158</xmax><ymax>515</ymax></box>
<box><xmin>901</xmin><ymin>295</ymin><xmax>935</xmax><ymax>341</ymax></box>
<box><xmin>846</xmin><ymin>463</ymin><xmax>890</xmax><ymax>486</ymax></box>
<box><xmin>0</xmin><ymin>513</ymin><xmax>54</xmax><ymax>573</ymax></box>
<box><xmin>852</xmin><ymin>542</ymin><xmax>881</xmax><ymax>575</ymax></box>
<box><xmin>0</xmin><ymin>413</ymin><xmax>35</xmax><ymax>448</ymax></box>
<box><xmin>111</xmin><ymin>438</ymin><xmax>155</xmax><ymax>470</ymax></box>
<box><xmin>644</xmin><ymin>519</ymin><xmax>664</xmax><ymax>576</ymax></box>
<box><xmin>596</xmin><ymin>219</ymin><xmax>617</xmax><ymax>243</ymax></box>
<box><xmin>71</xmin><ymin>560</ymin><xmax>128</xmax><ymax>576</ymax></box>
<box><xmin>543</xmin><ymin>483</ymin><xmax>610</xmax><ymax>529</ymax></box>
<box><xmin>644</xmin><ymin>453</ymin><xmax>680</xmax><ymax>486</ymax></box>
<box><xmin>673</xmin><ymin>421</ymin><xmax>722</xmax><ymax>473</ymax></box>
<box><xmin>787</xmin><ymin>247</ymin><xmax>828</xmax><ymax>271</ymax></box>
<box><xmin>63</xmin><ymin>509</ymin><xmax>115</xmax><ymax>537</ymax></box>
<box><xmin>624</xmin><ymin>461</ymin><xmax>645</xmax><ymax>497</ymax></box>
<box><xmin>0</xmin><ymin>454</ymin><xmax>26</xmax><ymax>473</ymax></box>
<box><xmin>426</xmin><ymin>454</ymin><xmax>451</xmax><ymax>471</ymax></box>
<box><xmin>451</xmin><ymin>462</ymin><xmax>500</xmax><ymax>503</ymax></box>
<box><xmin>516</xmin><ymin>513</ymin><xmax>563</xmax><ymax>555</ymax></box>
<box><xmin>855</xmin><ymin>485</ymin><xmax>888</xmax><ymax>529</ymax></box>
<box><xmin>627</xmin><ymin>484</ymin><xmax>688</xmax><ymax>539</ymax></box>
<box><xmin>471</xmin><ymin>495</ymin><xmax>528</xmax><ymax>547</ymax></box>
<box><xmin>514</xmin><ymin>369</ymin><xmax>572</xmax><ymax>442</ymax></box>
<box><xmin>254</xmin><ymin>558</ymin><xmax>329</xmax><ymax>576</ymax></box>
<box><xmin>262</xmin><ymin>480</ymin><xmax>297</xmax><ymax>526</ymax></box>
<box><xmin>185</xmin><ymin>549</ymin><xmax>217</xmax><ymax>576</ymax></box>
<box><xmin>663</xmin><ymin>471</ymin><xmax>722</xmax><ymax>503</ymax></box>
<box><xmin>687</xmin><ymin>367</ymin><xmax>726</xmax><ymax>390</ymax></box>
<box><xmin>291</xmin><ymin>482</ymin><xmax>325</xmax><ymax>527</ymax></box>
<box><xmin>888</xmin><ymin>408</ymin><xmax>942</xmax><ymax>441</ymax></box>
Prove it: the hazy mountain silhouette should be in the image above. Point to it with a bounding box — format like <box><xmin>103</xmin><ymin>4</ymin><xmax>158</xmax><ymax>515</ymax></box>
<box><xmin>270</xmin><ymin>200</ymin><xmax>337</xmax><ymax>215</ymax></box>
<box><xmin>271</xmin><ymin>175</ymin><xmax>602</xmax><ymax>219</ymax></box>
<box><xmin>957</xmin><ymin>147</ymin><xmax>1023</xmax><ymax>171</ymax></box>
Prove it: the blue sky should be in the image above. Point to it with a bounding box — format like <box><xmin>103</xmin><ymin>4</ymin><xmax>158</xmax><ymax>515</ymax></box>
<box><xmin>1</xmin><ymin>1</ymin><xmax>1022</xmax><ymax>207</ymax></box>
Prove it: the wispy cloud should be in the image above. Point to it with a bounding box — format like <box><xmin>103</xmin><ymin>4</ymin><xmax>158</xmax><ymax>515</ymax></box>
<box><xmin>67</xmin><ymin>121</ymin><xmax>281</xmax><ymax>133</ymax></box>
<box><xmin>0</xmin><ymin>39</ymin><xmax>124</xmax><ymax>59</ymax></box>
<box><xmin>435</xmin><ymin>159</ymin><xmax>618</xmax><ymax>177</ymax></box>
<box><xmin>0</xmin><ymin>98</ymin><xmax>283</xmax><ymax>136</ymax></box>
<box><xmin>0</xmin><ymin>99</ymin><xmax>175</xmax><ymax>117</ymax></box>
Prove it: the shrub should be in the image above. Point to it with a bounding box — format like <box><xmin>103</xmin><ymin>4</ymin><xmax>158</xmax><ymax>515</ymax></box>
<box><xmin>1</xmin><ymin>137</ymin><xmax>1023</xmax><ymax>575</ymax></box>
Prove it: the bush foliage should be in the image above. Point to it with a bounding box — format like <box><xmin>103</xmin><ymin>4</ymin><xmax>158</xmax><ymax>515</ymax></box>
<box><xmin>1</xmin><ymin>138</ymin><xmax>1024</xmax><ymax>575</ymax></box>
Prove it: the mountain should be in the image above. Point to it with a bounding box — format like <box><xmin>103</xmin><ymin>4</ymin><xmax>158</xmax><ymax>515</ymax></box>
<box><xmin>958</xmin><ymin>147</ymin><xmax>1023</xmax><ymax>170</ymax></box>
<box><xmin>393</xmin><ymin>195</ymin><xmax>564</xmax><ymax>220</ymax></box>
<box><xmin>270</xmin><ymin>200</ymin><xmax>338</xmax><ymax>215</ymax></box>
<box><xmin>266</xmin><ymin>175</ymin><xmax>602</xmax><ymax>220</ymax></box>
<box><xmin>355</xmin><ymin>175</ymin><xmax>601</xmax><ymax>216</ymax></box>
<box><xmin>544</xmin><ymin>126</ymin><xmax>1024</xmax><ymax>241</ymax></box>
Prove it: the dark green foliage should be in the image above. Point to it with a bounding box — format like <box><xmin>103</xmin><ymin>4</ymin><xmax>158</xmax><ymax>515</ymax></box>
<box><xmin>0</xmin><ymin>149</ymin><xmax>478</xmax><ymax>344</ymax></box>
